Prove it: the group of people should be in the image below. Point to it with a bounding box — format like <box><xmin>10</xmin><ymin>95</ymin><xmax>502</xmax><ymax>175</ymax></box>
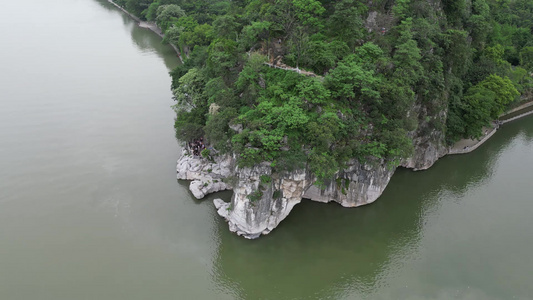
<box><xmin>189</xmin><ymin>137</ymin><xmax>206</xmax><ymax>157</ymax></box>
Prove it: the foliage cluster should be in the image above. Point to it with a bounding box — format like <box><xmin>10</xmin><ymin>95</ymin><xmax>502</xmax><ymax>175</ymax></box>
<box><xmin>117</xmin><ymin>0</ymin><xmax>533</xmax><ymax>184</ymax></box>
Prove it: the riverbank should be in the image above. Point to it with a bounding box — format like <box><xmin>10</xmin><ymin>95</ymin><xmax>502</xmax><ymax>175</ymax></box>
<box><xmin>449</xmin><ymin>99</ymin><xmax>533</xmax><ymax>155</ymax></box>
<box><xmin>175</xmin><ymin>96</ymin><xmax>533</xmax><ymax>238</ymax></box>
<box><xmin>106</xmin><ymin>0</ymin><xmax>183</xmax><ymax>63</ymax></box>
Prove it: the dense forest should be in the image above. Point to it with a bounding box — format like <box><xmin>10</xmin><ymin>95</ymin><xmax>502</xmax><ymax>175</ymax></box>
<box><xmin>115</xmin><ymin>0</ymin><xmax>532</xmax><ymax>183</ymax></box>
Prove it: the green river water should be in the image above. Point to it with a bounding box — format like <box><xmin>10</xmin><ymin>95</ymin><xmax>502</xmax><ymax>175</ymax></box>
<box><xmin>0</xmin><ymin>1</ymin><xmax>532</xmax><ymax>299</ymax></box>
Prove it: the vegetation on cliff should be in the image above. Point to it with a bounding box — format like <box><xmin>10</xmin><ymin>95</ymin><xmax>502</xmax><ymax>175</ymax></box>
<box><xmin>116</xmin><ymin>0</ymin><xmax>532</xmax><ymax>183</ymax></box>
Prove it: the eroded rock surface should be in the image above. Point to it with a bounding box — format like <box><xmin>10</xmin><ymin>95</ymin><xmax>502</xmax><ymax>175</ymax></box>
<box><xmin>177</xmin><ymin>125</ymin><xmax>449</xmax><ymax>238</ymax></box>
<box><xmin>401</xmin><ymin>104</ymin><xmax>449</xmax><ymax>170</ymax></box>
<box><xmin>176</xmin><ymin>150</ymin><xmax>233</xmax><ymax>199</ymax></box>
<box><xmin>303</xmin><ymin>159</ymin><xmax>395</xmax><ymax>207</ymax></box>
<box><xmin>216</xmin><ymin>164</ymin><xmax>312</xmax><ymax>238</ymax></box>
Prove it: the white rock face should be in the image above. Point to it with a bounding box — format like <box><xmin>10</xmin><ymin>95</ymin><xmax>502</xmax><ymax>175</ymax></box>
<box><xmin>303</xmin><ymin>159</ymin><xmax>395</xmax><ymax>207</ymax></box>
<box><xmin>213</xmin><ymin>198</ymin><xmax>230</xmax><ymax>219</ymax></box>
<box><xmin>401</xmin><ymin>102</ymin><xmax>449</xmax><ymax>170</ymax></box>
<box><xmin>203</xmin><ymin>158</ymin><xmax>394</xmax><ymax>239</ymax></box>
<box><xmin>176</xmin><ymin>150</ymin><xmax>233</xmax><ymax>199</ymax></box>
<box><xmin>217</xmin><ymin>164</ymin><xmax>311</xmax><ymax>239</ymax></box>
<box><xmin>189</xmin><ymin>177</ymin><xmax>231</xmax><ymax>199</ymax></box>
<box><xmin>177</xmin><ymin>153</ymin><xmax>401</xmax><ymax>238</ymax></box>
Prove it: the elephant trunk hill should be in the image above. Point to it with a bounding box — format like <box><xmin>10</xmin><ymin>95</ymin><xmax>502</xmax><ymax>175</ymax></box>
<box><xmin>115</xmin><ymin>0</ymin><xmax>533</xmax><ymax>238</ymax></box>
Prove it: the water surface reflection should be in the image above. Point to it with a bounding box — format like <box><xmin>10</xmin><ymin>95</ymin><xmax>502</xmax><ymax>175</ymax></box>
<box><xmin>95</xmin><ymin>0</ymin><xmax>180</xmax><ymax>71</ymax></box>
<box><xmin>212</xmin><ymin>116</ymin><xmax>533</xmax><ymax>299</ymax></box>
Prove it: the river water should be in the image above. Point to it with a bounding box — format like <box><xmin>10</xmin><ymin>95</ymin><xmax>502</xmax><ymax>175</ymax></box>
<box><xmin>1</xmin><ymin>1</ymin><xmax>532</xmax><ymax>299</ymax></box>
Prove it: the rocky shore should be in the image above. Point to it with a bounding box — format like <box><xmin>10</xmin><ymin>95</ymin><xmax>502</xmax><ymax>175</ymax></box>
<box><xmin>176</xmin><ymin>100</ymin><xmax>449</xmax><ymax>239</ymax></box>
<box><xmin>176</xmin><ymin>135</ymin><xmax>439</xmax><ymax>239</ymax></box>
<box><xmin>177</xmin><ymin>99</ymin><xmax>533</xmax><ymax>239</ymax></box>
<box><xmin>176</xmin><ymin>151</ymin><xmax>233</xmax><ymax>199</ymax></box>
<box><xmin>177</xmin><ymin>153</ymin><xmax>397</xmax><ymax>239</ymax></box>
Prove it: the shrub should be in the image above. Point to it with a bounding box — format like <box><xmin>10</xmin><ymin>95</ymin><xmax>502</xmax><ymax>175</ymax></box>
<box><xmin>259</xmin><ymin>175</ymin><xmax>272</xmax><ymax>184</ymax></box>
<box><xmin>247</xmin><ymin>190</ymin><xmax>263</xmax><ymax>203</ymax></box>
<box><xmin>201</xmin><ymin>148</ymin><xmax>211</xmax><ymax>158</ymax></box>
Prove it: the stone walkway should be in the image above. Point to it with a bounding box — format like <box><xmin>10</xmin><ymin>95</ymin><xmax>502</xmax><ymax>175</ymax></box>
<box><xmin>449</xmin><ymin>125</ymin><xmax>498</xmax><ymax>155</ymax></box>
<box><xmin>502</xmin><ymin>100</ymin><xmax>533</xmax><ymax>116</ymax></box>
<box><xmin>499</xmin><ymin>101</ymin><xmax>533</xmax><ymax>123</ymax></box>
<box><xmin>264</xmin><ymin>62</ymin><xmax>322</xmax><ymax>78</ymax></box>
<box><xmin>449</xmin><ymin>99</ymin><xmax>533</xmax><ymax>155</ymax></box>
<box><xmin>139</xmin><ymin>22</ymin><xmax>163</xmax><ymax>37</ymax></box>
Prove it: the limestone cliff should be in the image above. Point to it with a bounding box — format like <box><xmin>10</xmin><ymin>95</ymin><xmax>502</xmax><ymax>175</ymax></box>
<box><xmin>176</xmin><ymin>151</ymin><xmax>234</xmax><ymax>199</ymax></box>
<box><xmin>214</xmin><ymin>164</ymin><xmax>311</xmax><ymax>239</ymax></box>
<box><xmin>302</xmin><ymin>159</ymin><xmax>395</xmax><ymax>207</ymax></box>
<box><xmin>177</xmin><ymin>149</ymin><xmax>399</xmax><ymax>239</ymax></box>
<box><xmin>176</xmin><ymin>98</ymin><xmax>449</xmax><ymax>239</ymax></box>
<box><xmin>401</xmin><ymin>103</ymin><xmax>449</xmax><ymax>170</ymax></box>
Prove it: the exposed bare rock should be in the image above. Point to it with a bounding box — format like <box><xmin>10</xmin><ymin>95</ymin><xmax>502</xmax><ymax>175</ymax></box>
<box><xmin>176</xmin><ymin>150</ymin><xmax>234</xmax><ymax>199</ymax></box>
<box><xmin>189</xmin><ymin>176</ymin><xmax>230</xmax><ymax>199</ymax></box>
<box><xmin>208</xmin><ymin>158</ymin><xmax>395</xmax><ymax>238</ymax></box>
<box><xmin>364</xmin><ymin>11</ymin><xmax>395</xmax><ymax>33</ymax></box>
<box><xmin>217</xmin><ymin>164</ymin><xmax>311</xmax><ymax>239</ymax></box>
<box><xmin>208</xmin><ymin>103</ymin><xmax>220</xmax><ymax>115</ymax></box>
<box><xmin>177</xmin><ymin>110</ymin><xmax>453</xmax><ymax>238</ymax></box>
<box><xmin>365</xmin><ymin>11</ymin><xmax>378</xmax><ymax>32</ymax></box>
<box><xmin>229</xmin><ymin>123</ymin><xmax>243</xmax><ymax>133</ymax></box>
<box><xmin>303</xmin><ymin>159</ymin><xmax>395</xmax><ymax>207</ymax></box>
<box><xmin>176</xmin><ymin>150</ymin><xmax>233</xmax><ymax>181</ymax></box>
<box><xmin>401</xmin><ymin>103</ymin><xmax>449</xmax><ymax>170</ymax></box>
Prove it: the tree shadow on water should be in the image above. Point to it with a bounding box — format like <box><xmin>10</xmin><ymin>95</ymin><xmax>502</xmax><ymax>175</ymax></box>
<box><xmin>93</xmin><ymin>0</ymin><xmax>180</xmax><ymax>70</ymax></box>
<box><xmin>210</xmin><ymin>117</ymin><xmax>533</xmax><ymax>300</ymax></box>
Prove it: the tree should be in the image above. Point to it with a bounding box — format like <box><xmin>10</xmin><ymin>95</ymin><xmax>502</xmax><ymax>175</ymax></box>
<box><xmin>285</xmin><ymin>26</ymin><xmax>310</xmax><ymax>68</ymax></box>
<box><xmin>156</xmin><ymin>4</ymin><xmax>185</xmax><ymax>32</ymax></box>
<box><xmin>174</xmin><ymin>107</ymin><xmax>206</xmax><ymax>142</ymax></box>
<box><xmin>297</xmin><ymin>78</ymin><xmax>331</xmax><ymax>105</ymax></box>
<box><xmin>163</xmin><ymin>25</ymin><xmax>181</xmax><ymax>45</ymax></box>
<box><xmin>299</xmin><ymin>34</ymin><xmax>349</xmax><ymax>74</ymax></box>
<box><xmin>235</xmin><ymin>53</ymin><xmax>267</xmax><ymax>105</ymax></box>
<box><xmin>292</xmin><ymin>0</ymin><xmax>326</xmax><ymax>28</ymax></box>
<box><xmin>240</xmin><ymin>21</ymin><xmax>271</xmax><ymax>51</ymax></box>
<box><xmin>478</xmin><ymin>74</ymin><xmax>519</xmax><ymax>117</ymax></box>
<box><xmin>180</xmin><ymin>24</ymin><xmax>213</xmax><ymax>47</ymax></box>
<box><xmin>392</xmin><ymin>39</ymin><xmax>422</xmax><ymax>85</ymax></box>
<box><xmin>520</xmin><ymin>46</ymin><xmax>533</xmax><ymax>70</ymax></box>
<box><xmin>325</xmin><ymin>55</ymin><xmax>381</xmax><ymax>105</ymax></box>
<box><xmin>461</xmin><ymin>85</ymin><xmax>497</xmax><ymax>138</ymax></box>
<box><xmin>172</xmin><ymin>68</ymin><xmax>207</xmax><ymax>108</ymax></box>
<box><xmin>204</xmin><ymin>107</ymin><xmax>238</xmax><ymax>152</ymax></box>
<box><xmin>212</xmin><ymin>15</ymin><xmax>240</xmax><ymax>40</ymax></box>
<box><xmin>468</xmin><ymin>0</ymin><xmax>491</xmax><ymax>47</ymax></box>
<box><xmin>145</xmin><ymin>0</ymin><xmax>182</xmax><ymax>21</ymax></box>
<box><xmin>452</xmin><ymin>74</ymin><xmax>519</xmax><ymax>139</ymax></box>
<box><xmin>161</xmin><ymin>0</ymin><xmax>531</xmax><ymax>184</ymax></box>
<box><xmin>123</xmin><ymin>0</ymin><xmax>152</xmax><ymax>19</ymax></box>
<box><xmin>268</xmin><ymin>0</ymin><xmax>325</xmax><ymax>35</ymax></box>
<box><xmin>440</xmin><ymin>29</ymin><xmax>471</xmax><ymax>77</ymax></box>
<box><xmin>329</xmin><ymin>0</ymin><xmax>365</xmax><ymax>51</ymax></box>
<box><xmin>206</xmin><ymin>39</ymin><xmax>239</xmax><ymax>79</ymax></box>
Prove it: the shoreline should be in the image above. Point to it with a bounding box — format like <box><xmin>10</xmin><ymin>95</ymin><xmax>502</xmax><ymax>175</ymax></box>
<box><xmin>106</xmin><ymin>0</ymin><xmax>184</xmax><ymax>63</ymax></box>
<box><xmin>449</xmin><ymin>100</ymin><xmax>533</xmax><ymax>155</ymax></box>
